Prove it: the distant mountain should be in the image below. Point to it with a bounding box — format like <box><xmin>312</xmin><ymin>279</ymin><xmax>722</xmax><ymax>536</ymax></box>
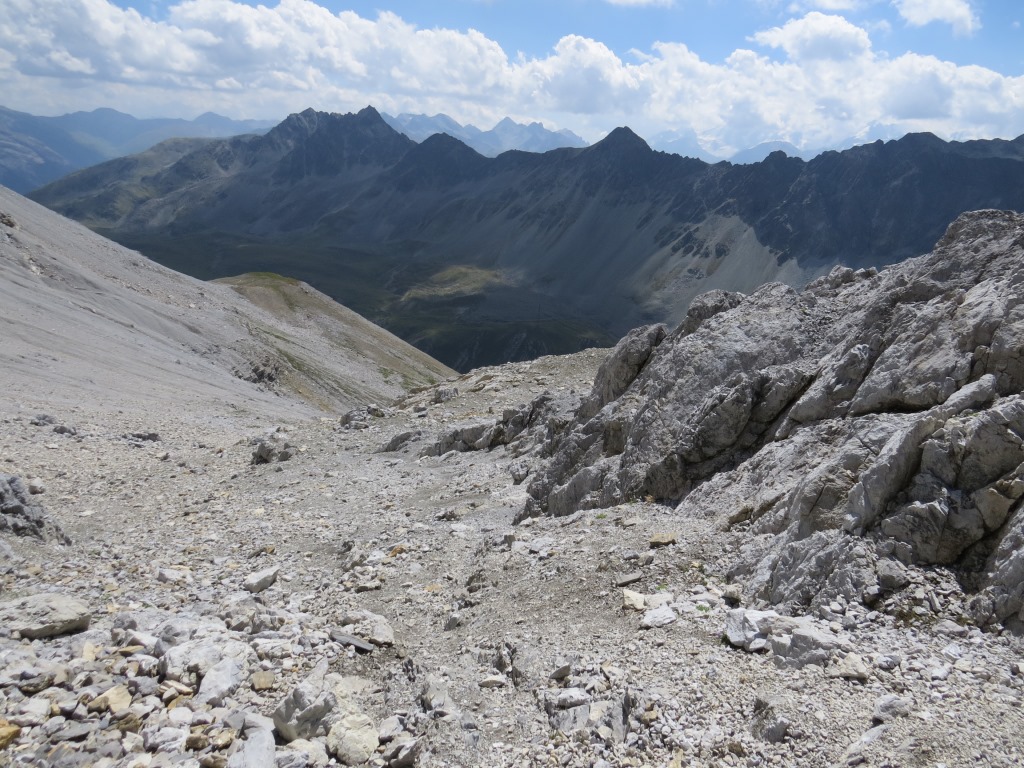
<box><xmin>31</xmin><ymin>106</ymin><xmax>1024</xmax><ymax>371</ymax></box>
<box><xmin>0</xmin><ymin>106</ymin><xmax>276</xmax><ymax>193</ymax></box>
<box><xmin>647</xmin><ymin>128</ymin><xmax>722</xmax><ymax>163</ymax></box>
<box><xmin>382</xmin><ymin>112</ymin><xmax>587</xmax><ymax>156</ymax></box>
<box><xmin>728</xmin><ymin>140</ymin><xmax>808</xmax><ymax>164</ymax></box>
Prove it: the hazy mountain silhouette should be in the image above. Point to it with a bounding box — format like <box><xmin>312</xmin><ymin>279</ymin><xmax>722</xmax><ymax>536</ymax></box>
<box><xmin>382</xmin><ymin>112</ymin><xmax>587</xmax><ymax>156</ymax></box>
<box><xmin>0</xmin><ymin>105</ymin><xmax>276</xmax><ymax>193</ymax></box>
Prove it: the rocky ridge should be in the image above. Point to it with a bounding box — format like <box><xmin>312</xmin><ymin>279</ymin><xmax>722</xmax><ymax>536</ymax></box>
<box><xmin>517</xmin><ymin>209</ymin><xmax>1024</xmax><ymax>632</ymax></box>
<box><xmin>1</xmin><ymin>203</ymin><xmax>1023</xmax><ymax>768</ymax></box>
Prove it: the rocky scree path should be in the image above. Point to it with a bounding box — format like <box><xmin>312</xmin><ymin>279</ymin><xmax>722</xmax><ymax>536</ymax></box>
<box><xmin>0</xmin><ymin>226</ymin><xmax>1022</xmax><ymax>766</ymax></box>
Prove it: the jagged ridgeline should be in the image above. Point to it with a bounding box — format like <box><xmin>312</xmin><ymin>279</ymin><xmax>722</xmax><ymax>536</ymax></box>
<box><xmin>29</xmin><ymin>107</ymin><xmax>1024</xmax><ymax>371</ymax></box>
<box><xmin>423</xmin><ymin>210</ymin><xmax>1024</xmax><ymax>631</ymax></box>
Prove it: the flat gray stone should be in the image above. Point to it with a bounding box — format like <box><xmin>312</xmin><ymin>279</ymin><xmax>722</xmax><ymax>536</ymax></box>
<box><xmin>244</xmin><ymin>565</ymin><xmax>280</xmax><ymax>593</ymax></box>
<box><xmin>614</xmin><ymin>572</ymin><xmax>643</xmax><ymax>587</ymax></box>
<box><xmin>0</xmin><ymin>593</ymin><xmax>91</xmax><ymax>639</ymax></box>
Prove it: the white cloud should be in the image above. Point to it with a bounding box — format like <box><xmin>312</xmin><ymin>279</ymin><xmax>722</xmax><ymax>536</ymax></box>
<box><xmin>752</xmin><ymin>12</ymin><xmax>872</xmax><ymax>60</ymax></box>
<box><xmin>0</xmin><ymin>1</ymin><xmax>1020</xmax><ymax>154</ymax></box>
<box><xmin>893</xmin><ymin>0</ymin><xmax>980</xmax><ymax>36</ymax></box>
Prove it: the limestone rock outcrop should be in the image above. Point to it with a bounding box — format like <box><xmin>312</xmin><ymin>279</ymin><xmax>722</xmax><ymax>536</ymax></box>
<box><xmin>522</xmin><ymin>210</ymin><xmax>1024</xmax><ymax>630</ymax></box>
<box><xmin>0</xmin><ymin>474</ymin><xmax>68</xmax><ymax>543</ymax></box>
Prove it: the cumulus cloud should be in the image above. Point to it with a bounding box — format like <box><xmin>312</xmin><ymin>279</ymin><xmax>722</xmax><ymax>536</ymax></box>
<box><xmin>893</xmin><ymin>0</ymin><xmax>980</xmax><ymax>36</ymax></box>
<box><xmin>751</xmin><ymin>12</ymin><xmax>872</xmax><ymax>60</ymax></box>
<box><xmin>0</xmin><ymin>0</ymin><xmax>1019</xmax><ymax>154</ymax></box>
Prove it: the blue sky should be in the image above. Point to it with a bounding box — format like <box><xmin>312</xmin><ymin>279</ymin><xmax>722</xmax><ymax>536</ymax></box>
<box><xmin>1</xmin><ymin>0</ymin><xmax>1022</xmax><ymax>155</ymax></box>
<box><xmin>320</xmin><ymin>0</ymin><xmax>1024</xmax><ymax>73</ymax></box>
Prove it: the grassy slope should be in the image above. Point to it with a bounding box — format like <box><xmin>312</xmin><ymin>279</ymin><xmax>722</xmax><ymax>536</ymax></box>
<box><xmin>214</xmin><ymin>272</ymin><xmax>455</xmax><ymax>404</ymax></box>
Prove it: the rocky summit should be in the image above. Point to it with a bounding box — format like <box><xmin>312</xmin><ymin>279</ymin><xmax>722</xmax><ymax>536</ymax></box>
<box><xmin>1</xmin><ymin>191</ymin><xmax>1023</xmax><ymax>768</ymax></box>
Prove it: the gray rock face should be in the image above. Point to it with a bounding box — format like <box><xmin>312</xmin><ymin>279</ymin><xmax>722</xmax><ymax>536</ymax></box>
<box><xmin>0</xmin><ymin>474</ymin><xmax>69</xmax><ymax>543</ymax></box>
<box><xmin>577</xmin><ymin>324</ymin><xmax>667</xmax><ymax>421</ymax></box>
<box><xmin>522</xmin><ymin>210</ymin><xmax>1024</xmax><ymax>628</ymax></box>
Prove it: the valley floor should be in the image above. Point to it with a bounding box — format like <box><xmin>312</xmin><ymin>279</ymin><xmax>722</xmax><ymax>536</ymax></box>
<box><xmin>2</xmin><ymin>349</ymin><xmax>1023</xmax><ymax>768</ymax></box>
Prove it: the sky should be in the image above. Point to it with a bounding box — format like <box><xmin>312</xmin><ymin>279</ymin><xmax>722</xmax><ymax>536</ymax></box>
<box><xmin>1</xmin><ymin>0</ymin><xmax>1022</xmax><ymax>155</ymax></box>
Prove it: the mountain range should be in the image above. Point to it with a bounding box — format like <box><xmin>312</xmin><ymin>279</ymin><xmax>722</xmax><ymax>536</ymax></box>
<box><xmin>0</xmin><ymin>105</ymin><xmax>588</xmax><ymax>196</ymax></box>
<box><xmin>381</xmin><ymin>112</ymin><xmax>587</xmax><ymax>156</ymax></box>
<box><xmin>0</xmin><ymin>105</ymin><xmax>280</xmax><ymax>195</ymax></box>
<box><xmin>29</xmin><ymin>106</ymin><xmax>1024</xmax><ymax>371</ymax></box>
<box><xmin>0</xmin><ymin>106</ymin><xmax>278</xmax><ymax>194</ymax></box>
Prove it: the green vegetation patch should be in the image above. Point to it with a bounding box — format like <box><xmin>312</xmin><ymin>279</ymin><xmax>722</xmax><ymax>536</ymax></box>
<box><xmin>401</xmin><ymin>265</ymin><xmax>514</xmax><ymax>302</ymax></box>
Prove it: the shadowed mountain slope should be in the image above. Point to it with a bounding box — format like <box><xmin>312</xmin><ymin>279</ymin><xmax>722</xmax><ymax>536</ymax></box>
<box><xmin>30</xmin><ymin>107</ymin><xmax>1024</xmax><ymax>370</ymax></box>
<box><xmin>0</xmin><ymin>186</ymin><xmax>452</xmax><ymax>417</ymax></box>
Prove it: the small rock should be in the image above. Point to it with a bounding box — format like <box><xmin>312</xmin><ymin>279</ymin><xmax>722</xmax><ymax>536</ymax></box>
<box><xmin>722</xmin><ymin>584</ymin><xmax>742</xmax><ymax>606</ymax></box>
<box><xmin>934</xmin><ymin>619</ymin><xmax>969</xmax><ymax>638</ymax></box>
<box><xmin>329</xmin><ymin>631</ymin><xmax>375</xmax><ymax>654</ymax></box>
<box><xmin>0</xmin><ymin>721</ymin><xmax>21</xmax><ymax>749</ymax></box>
<box><xmin>723</xmin><ymin>608</ymin><xmax>779</xmax><ymax>651</ymax></box>
<box><xmin>273</xmin><ymin>659</ymin><xmax>337</xmax><ymax>743</ymax></box>
<box><xmin>341</xmin><ymin>610</ymin><xmax>395</xmax><ymax>647</ymax></box>
<box><xmin>641</xmin><ymin>604</ymin><xmax>677</xmax><ymax>629</ymax></box>
<box><xmin>829</xmin><ymin>653</ymin><xmax>870</xmax><ymax>682</ymax></box>
<box><xmin>622</xmin><ymin>589</ymin><xmax>646</xmax><ymax>611</ymax></box>
<box><xmin>751</xmin><ymin>697</ymin><xmax>790</xmax><ymax>744</ymax></box>
<box><xmin>197</xmin><ymin>658</ymin><xmax>244</xmax><ymax>706</ymax></box>
<box><xmin>420</xmin><ymin>677</ymin><xmax>459</xmax><ymax>717</ymax></box>
<box><xmin>288</xmin><ymin>738</ymin><xmax>330</xmax><ymax>767</ymax></box>
<box><xmin>244</xmin><ymin>566</ymin><xmax>280</xmax><ymax>594</ymax></box>
<box><xmin>87</xmin><ymin>685</ymin><xmax>132</xmax><ymax>714</ymax></box>
<box><xmin>649</xmin><ymin>532</ymin><xmax>677</xmax><ymax>548</ymax></box>
<box><xmin>553</xmin><ymin>688</ymin><xmax>591</xmax><ymax>710</ymax></box>
<box><xmin>615</xmin><ymin>572</ymin><xmax>643</xmax><ymax>587</ymax></box>
<box><xmin>157</xmin><ymin>567</ymin><xmax>187</xmax><ymax>584</ymax></box>
<box><xmin>252</xmin><ymin>671</ymin><xmax>277</xmax><ymax>691</ymax></box>
<box><xmin>378</xmin><ymin>716</ymin><xmax>405</xmax><ymax>744</ymax></box>
<box><xmin>872</xmin><ymin>695</ymin><xmax>913</xmax><ymax>723</ymax></box>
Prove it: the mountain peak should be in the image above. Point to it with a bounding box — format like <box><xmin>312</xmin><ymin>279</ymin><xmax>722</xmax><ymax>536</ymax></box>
<box><xmin>595</xmin><ymin>126</ymin><xmax>650</xmax><ymax>152</ymax></box>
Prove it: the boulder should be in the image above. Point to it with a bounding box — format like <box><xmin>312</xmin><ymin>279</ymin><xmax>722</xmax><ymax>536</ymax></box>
<box><xmin>251</xmin><ymin>429</ymin><xmax>295</xmax><ymax>464</ymax></box>
<box><xmin>273</xmin><ymin>659</ymin><xmax>337</xmax><ymax>742</ymax></box>
<box><xmin>0</xmin><ymin>593</ymin><xmax>90</xmax><ymax>638</ymax></box>
<box><xmin>0</xmin><ymin>474</ymin><xmax>68</xmax><ymax>543</ymax></box>
<box><xmin>326</xmin><ymin>713</ymin><xmax>378</xmax><ymax>765</ymax></box>
<box><xmin>724</xmin><ymin>609</ymin><xmax>780</xmax><ymax>652</ymax></box>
